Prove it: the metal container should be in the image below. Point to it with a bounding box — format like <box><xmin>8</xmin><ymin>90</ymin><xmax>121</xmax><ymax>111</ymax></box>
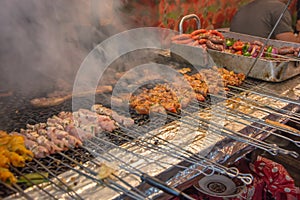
<box><xmin>170</xmin><ymin>17</ymin><xmax>300</xmax><ymax>82</ymax></box>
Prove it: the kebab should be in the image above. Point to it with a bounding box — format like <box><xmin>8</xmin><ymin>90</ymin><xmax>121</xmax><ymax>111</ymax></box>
<box><xmin>12</xmin><ymin>105</ymin><xmax>134</xmax><ymax>159</ymax></box>
<box><xmin>0</xmin><ymin>131</ymin><xmax>33</xmax><ymax>184</ymax></box>
<box><xmin>129</xmin><ymin>67</ymin><xmax>245</xmax><ymax>115</ymax></box>
<box><xmin>30</xmin><ymin>85</ymin><xmax>113</xmax><ymax>108</ymax></box>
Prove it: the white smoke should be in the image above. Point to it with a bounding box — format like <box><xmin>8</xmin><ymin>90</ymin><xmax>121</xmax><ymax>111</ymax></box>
<box><xmin>0</xmin><ymin>0</ymin><xmax>127</xmax><ymax>95</ymax></box>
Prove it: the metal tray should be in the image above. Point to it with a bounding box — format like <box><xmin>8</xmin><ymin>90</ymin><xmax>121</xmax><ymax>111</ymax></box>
<box><xmin>170</xmin><ymin>31</ymin><xmax>300</xmax><ymax>82</ymax></box>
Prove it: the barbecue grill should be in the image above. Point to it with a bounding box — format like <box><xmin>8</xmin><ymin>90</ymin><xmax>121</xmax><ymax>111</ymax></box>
<box><xmin>1</xmin><ymin>35</ymin><xmax>300</xmax><ymax>200</ymax></box>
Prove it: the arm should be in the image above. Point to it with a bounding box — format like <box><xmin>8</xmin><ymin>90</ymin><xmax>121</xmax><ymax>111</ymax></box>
<box><xmin>297</xmin><ymin>0</ymin><xmax>300</xmax><ymax>32</ymax></box>
<box><xmin>276</xmin><ymin>32</ymin><xmax>300</xmax><ymax>43</ymax></box>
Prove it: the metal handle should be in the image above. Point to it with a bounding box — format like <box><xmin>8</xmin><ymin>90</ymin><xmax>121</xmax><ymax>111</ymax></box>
<box><xmin>141</xmin><ymin>173</ymin><xmax>196</xmax><ymax>200</ymax></box>
<box><xmin>179</xmin><ymin>14</ymin><xmax>201</xmax><ymax>34</ymax></box>
<box><xmin>237</xmin><ymin>173</ymin><xmax>254</xmax><ymax>185</ymax></box>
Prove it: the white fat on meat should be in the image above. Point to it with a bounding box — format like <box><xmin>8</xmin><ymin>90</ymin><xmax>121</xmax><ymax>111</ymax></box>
<box><xmin>92</xmin><ymin>104</ymin><xmax>134</xmax><ymax>127</ymax></box>
<box><xmin>31</xmin><ymin>146</ymin><xmax>49</xmax><ymax>159</ymax></box>
<box><xmin>36</xmin><ymin>135</ymin><xmax>63</xmax><ymax>154</ymax></box>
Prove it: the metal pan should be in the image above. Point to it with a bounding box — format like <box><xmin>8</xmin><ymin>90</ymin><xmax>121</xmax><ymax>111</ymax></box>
<box><xmin>208</xmin><ymin>31</ymin><xmax>300</xmax><ymax>82</ymax></box>
<box><xmin>170</xmin><ymin>14</ymin><xmax>300</xmax><ymax>82</ymax></box>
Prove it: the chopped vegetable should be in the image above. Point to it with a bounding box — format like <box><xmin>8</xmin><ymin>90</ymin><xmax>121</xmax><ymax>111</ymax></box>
<box><xmin>225</xmin><ymin>38</ymin><xmax>235</xmax><ymax>47</ymax></box>
<box><xmin>265</xmin><ymin>46</ymin><xmax>273</xmax><ymax>57</ymax></box>
<box><xmin>235</xmin><ymin>51</ymin><xmax>242</xmax><ymax>55</ymax></box>
<box><xmin>242</xmin><ymin>43</ymin><xmax>250</xmax><ymax>54</ymax></box>
<box><xmin>17</xmin><ymin>172</ymin><xmax>49</xmax><ymax>186</ymax></box>
<box><xmin>232</xmin><ymin>41</ymin><xmax>244</xmax><ymax>51</ymax></box>
<box><xmin>98</xmin><ymin>164</ymin><xmax>115</xmax><ymax>180</ymax></box>
<box><xmin>243</xmin><ymin>52</ymin><xmax>251</xmax><ymax>56</ymax></box>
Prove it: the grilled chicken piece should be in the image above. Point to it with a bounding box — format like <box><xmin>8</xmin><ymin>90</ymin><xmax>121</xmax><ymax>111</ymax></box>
<box><xmin>0</xmin><ymin>131</ymin><xmax>33</xmax><ymax>183</ymax></box>
<box><xmin>91</xmin><ymin>104</ymin><xmax>135</xmax><ymax>127</ymax></box>
<box><xmin>31</xmin><ymin>146</ymin><xmax>49</xmax><ymax>159</ymax></box>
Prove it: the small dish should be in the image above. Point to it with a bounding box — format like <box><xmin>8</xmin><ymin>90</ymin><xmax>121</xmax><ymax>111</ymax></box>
<box><xmin>194</xmin><ymin>174</ymin><xmax>246</xmax><ymax>198</ymax></box>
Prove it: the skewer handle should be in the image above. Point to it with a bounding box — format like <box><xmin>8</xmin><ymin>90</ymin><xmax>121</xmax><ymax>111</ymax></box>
<box><xmin>141</xmin><ymin>173</ymin><xmax>196</xmax><ymax>200</ymax></box>
<box><xmin>237</xmin><ymin>173</ymin><xmax>254</xmax><ymax>185</ymax></box>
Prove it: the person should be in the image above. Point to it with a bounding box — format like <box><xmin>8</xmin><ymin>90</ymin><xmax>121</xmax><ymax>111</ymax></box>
<box><xmin>230</xmin><ymin>0</ymin><xmax>300</xmax><ymax>43</ymax></box>
<box><xmin>296</xmin><ymin>0</ymin><xmax>300</xmax><ymax>32</ymax></box>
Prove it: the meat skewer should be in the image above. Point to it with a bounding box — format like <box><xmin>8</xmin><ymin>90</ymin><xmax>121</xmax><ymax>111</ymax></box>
<box><xmin>12</xmin><ymin>103</ymin><xmax>134</xmax><ymax>159</ymax></box>
<box><xmin>30</xmin><ymin>85</ymin><xmax>112</xmax><ymax>108</ymax></box>
<box><xmin>129</xmin><ymin>67</ymin><xmax>245</xmax><ymax>115</ymax></box>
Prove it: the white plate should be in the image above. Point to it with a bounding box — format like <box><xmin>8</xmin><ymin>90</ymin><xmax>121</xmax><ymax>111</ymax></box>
<box><xmin>195</xmin><ymin>174</ymin><xmax>237</xmax><ymax>197</ymax></box>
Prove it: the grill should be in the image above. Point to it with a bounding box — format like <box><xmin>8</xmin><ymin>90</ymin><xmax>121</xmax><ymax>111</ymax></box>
<box><xmin>0</xmin><ymin>49</ymin><xmax>300</xmax><ymax>200</ymax></box>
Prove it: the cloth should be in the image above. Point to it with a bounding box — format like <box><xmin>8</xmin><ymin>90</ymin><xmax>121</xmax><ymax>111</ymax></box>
<box><xmin>251</xmin><ymin>156</ymin><xmax>300</xmax><ymax>200</ymax></box>
<box><xmin>170</xmin><ymin>156</ymin><xmax>300</xmax><ymax>200</ymax></box>
<box><xmin>230</xmin><ymin>0</ymin><xmax>294</xmax><ymax>39</ymax></box>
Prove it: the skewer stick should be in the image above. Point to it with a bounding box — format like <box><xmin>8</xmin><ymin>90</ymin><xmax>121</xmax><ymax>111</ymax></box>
<box><xmin>11</xmin><ymin>166</ymin><xmax>58</xmax><ymax>200</ymax></box>
<box><xmin>114</xmin><ymin>125</ymin><xmax>253</xmax><ymax>184</ymax></box>
<box><xmin>27</xmin><ymin>160</ymin><xmax>84</xmax><ymax>200</ymax></box>
<box><xmin>227</xmin><ymin>85</ymin><xmax>300</xmax><ymax>107</ymax></box>
<box><xmin>55</xmin><ymin>152</ymin><xmax>147</xmax><ymax>200</ymax></box>
<box><xmin>209</xmin><ymin>91</ymin><xmax>300</xmax><ymax>126</ymax></box>
<box><xmin>84</xmin><ymin>140</ymin><xmax>196</xmax><ymax>200</ymax></box>
<box><xmin>1</xmin><ymin>181</ymin><xmax>33</xmax><ymax>200</ymax></box>
<box><xmin>47</xmin><ymin>155</ymin><xmax>144</xmax><ymax>200</ymax></box>
<box><xmin>189</xmin><ymin>102</ymin><xmax>300</xmax><ymax>147</ymax></box>
<box><xmin>172</xmin><ymin>109</ymin><xmax>299</xmax><ymax>158</ymax></box>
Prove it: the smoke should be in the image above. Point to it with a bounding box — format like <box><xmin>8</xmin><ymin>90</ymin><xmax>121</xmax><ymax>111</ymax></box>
<box><xmin>0</xmin><ymin>0</ymin><xmax>127</xmax><ymax>95</ymax></box>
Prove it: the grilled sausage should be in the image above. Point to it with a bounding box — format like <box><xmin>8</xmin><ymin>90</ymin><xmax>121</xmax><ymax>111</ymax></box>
<box><xmin>208</xmin><ymin>35</ymin><xmax>224</xmax><ymax>44</ymax></box>
<box><xmin>252</xmin><ymin>40</ymin><xmax>264</xmax><ymax>46</ymax></box>
<box><xmin>198</xmin><ymin>38</ymin><xmax>208</xmax><ymax>44</ymax></box>
<box><xmin>206</xmin><ymin>40</ymin><xmax>224</xmax><ymax>51</ymax></box>
<box><xmin>278</xmin><ymin>47</ymin><xmax>295</xmax><ymax>55</ymax></box>
<box><xmin>191</xmin><ymin>29</ymin><xmax>207</xmax><ymax>36</ymax></box>
<box><xmin>173</xmin><ymin>38</ymin><xmax>194</xmax><ymax>44</ymax></box>
<box><xmin>171</xmin><ymin>34</ymin><xmax>191</xmax><ymax>41</ymax></box>
<box><xmin>207</xmin><ymin>30</ymin><xmax>225</xmax><ymax>39</ymax></box>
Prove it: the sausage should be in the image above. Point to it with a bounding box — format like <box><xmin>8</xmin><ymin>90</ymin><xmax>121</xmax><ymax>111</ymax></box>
<box><xmin>171</xmin><ymin>34</ymin><xmax>191</xmax><ymax>41</ymax></box>
<box><xmin>173</xmin><ymin>38</ymin><xmax>194</xmax><ymax>44</ymax></box>
<box><xmin>192</xmin><ymin>40</ymin><xmax>199</xmax><ymax>46</ymax></box>
<box><xmin>192</xmin><ymin>35</ymin><xmax>200</xmax><ymax>40</ymax></box>
<box><xmin>252</xmin><ymin>40</ymin><xmax>264</xmax><ymax>46</ymax></box>
<box><xmin>207</xmin><ymin>30</ymin><xmax>225</xmax><ymax>39</ymax></box>
<box><xmin>208</xmin><ymin>35</ymin><xmax>224</xmax><ymax>44</ymax></box>
<box><xmin>206</xmin><ymin>40</ymin><xmax>224</xmax><ymax>51</ymax></box>
<box><xmin>191</xmin><ymin>29</ymin><xmax>207</xmax><ymax>36</ymax></box>
<box><xmin>198</xmin><ymin>39</ymin><xmax>207</xmax><ymax>44</ymax></box>
<box><xmin>198</xmin><ymin>33</ymin><xmax>210</xmax><ymax>39</ymax></box>
<box><xmin>278</xmin><ymin>46</ymin><xmax>295</xmax><ymax>55</ymax></box>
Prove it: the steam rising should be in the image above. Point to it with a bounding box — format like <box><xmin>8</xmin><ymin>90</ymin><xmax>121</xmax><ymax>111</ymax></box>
<box><xmin>0</xmin><ymin>0</ymin><xmax>126</xmax><ymax>95</ymax></box>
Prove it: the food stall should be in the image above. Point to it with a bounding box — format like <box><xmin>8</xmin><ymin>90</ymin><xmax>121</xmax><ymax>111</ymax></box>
<box><xmin>0</xmin><ymin>1</ymin><xmax>300</xmax><ymax>200</ymax></box>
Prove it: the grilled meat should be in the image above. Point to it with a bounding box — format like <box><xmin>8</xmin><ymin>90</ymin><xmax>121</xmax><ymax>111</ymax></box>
<box><xmin>91</xmin><ymin>104</ymin><xmax>135</xmax><ymax>127</ymax></box>
<box><xmin>0</xmin><ymin>131</ymin><xmax>33</xmax><ymax>183</ymax></box>
<box><xmin>30</xmin><ymin>85</ymin><xmax>112</xmax><ymax>108</ymax></box>
<box><xmin>11</xmin><ymin>104</ymin><xmax>133</xmax><ymax>158</ymax></box>
<box><xmin>130</xmin><ymin>67</ymin><xmax>245</xmax><ymax>114</ymax></box>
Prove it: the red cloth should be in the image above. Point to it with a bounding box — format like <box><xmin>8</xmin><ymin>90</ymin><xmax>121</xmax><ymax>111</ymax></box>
<box><xmin>252</xmin><ymin>156</ymin><xmax>300</xmax><ymax>200</ymax></box>
<box><xmin>170</xmin><ymin>156</ymin><xmax>300</xmax><ymax>200</ymax></box>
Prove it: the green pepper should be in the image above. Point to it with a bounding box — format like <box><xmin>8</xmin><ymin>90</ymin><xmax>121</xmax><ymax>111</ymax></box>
<box><xmin>242</xmin><ymin>43</ymin><xmax>250</xmax><ymax>54</ymax></box>
<box><xmin>243</xmin><ymin>52</ymin><xmax>251</xmax><ymax>56</ymax></box>
<box><xmin>265</xmin><ymin>46</ymin><xmax>273</xmax><ymax>57</ymax></box>
<box><xmin>225</xmin><ymin>38</ymin><xmax>235</xmax><ymax>47</ymax></box>
<box><xmin>17</xmin><ymin>172</ymin><xmax>49</xmax><ymax>186</ymax></box>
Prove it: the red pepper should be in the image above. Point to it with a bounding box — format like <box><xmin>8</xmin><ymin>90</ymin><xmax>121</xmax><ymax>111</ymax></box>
<box><xmin>232</xmin><ymin>41</ymin><xmax>244</xmax><ymax>51</ymax></box>
<box><xmin>235</xmin><ymin>50</ymin><xmax>242</xmax><ymax>55</ymax></box>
